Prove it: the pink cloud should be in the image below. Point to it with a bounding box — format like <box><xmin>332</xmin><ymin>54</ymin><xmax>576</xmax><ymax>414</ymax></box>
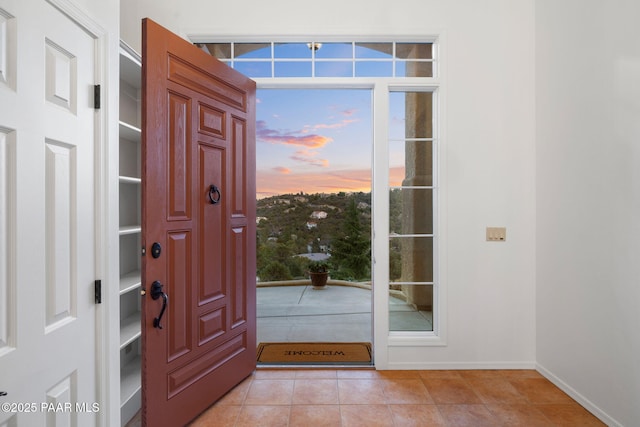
<box><xmin>328</xmin><ymin>170</ymin><xmax>371</xmax><ymax>184</ymax></box>
<box><xmin>312</xmin><ymin>119</ymin><xmax>357</xmax><ymax>130</ymax></box>
<box><xmin>290</xmin><ymin>149</ymin><xmax>329</xmax><ymax>168</ymax></box>
<box><xmin>257</xmin><ymin>120</ymin><xmax>332</xmax><ymax>149</ymax></box>
<box><xmin>273</xmin><ymin>166</ymin><xmax>291</xmax><ymax>174</ymax></box>
<box><xmin>290</xmin><ymin>156</ymin><xmax>329</xmax><ymax>168</ymax></box>
<box><xmin>256</xmin><ymin>167</ymin><xmax>372</xmax><ymax>198</ymax></box>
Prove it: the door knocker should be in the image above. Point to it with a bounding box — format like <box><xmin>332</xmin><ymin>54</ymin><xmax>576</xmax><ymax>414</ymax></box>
<box><xmin>208</xmin><ymin>185</ymin><xmax>221</xmax><ymax>204</ymax></box>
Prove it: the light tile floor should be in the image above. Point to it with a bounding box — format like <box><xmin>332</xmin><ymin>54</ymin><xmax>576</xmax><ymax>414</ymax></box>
<box><xmin>184</xmin><ymin>369</ymin><xmax>606</xmax><ymax>426</ymax></box>
<box><xmin>126</xmin><ymin>369</ymin><xmax>606</xmax><ymax>426</ymax></box>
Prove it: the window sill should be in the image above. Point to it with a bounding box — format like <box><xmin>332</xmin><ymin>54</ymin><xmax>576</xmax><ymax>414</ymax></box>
<box><xmin>388</xmin><ymin>332</ymin><xmax>447</xmax><ymax>347</ymax></box>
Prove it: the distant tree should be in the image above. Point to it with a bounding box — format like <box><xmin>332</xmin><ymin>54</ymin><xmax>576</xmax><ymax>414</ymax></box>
<box><xmin>257</xmin><ymin>238</ymin><xmax>295</xmax><ymax>274</ymax></box>
<box><xmin>330</xmin><ymin>200</ymin><xmax>371</xmax><ymax>280</ymax></box>
<box><xmin>389</xmin><ymin>188</ymin><xmax>402</xmax><ymax>234</ymax></box>
<box><xmin>389</xmin><ymin>240</ymin><xmax>402</xmax><ymax>281</ymax></box>
<box><xmin>286</xmin><ymin>256</ymin><xmax>309</xmax><ymax>279</ymax></box>
<box><xmin>259</xmin><ymin>261</ymin><xmax>292</xmax><ymax>281</ymax></box>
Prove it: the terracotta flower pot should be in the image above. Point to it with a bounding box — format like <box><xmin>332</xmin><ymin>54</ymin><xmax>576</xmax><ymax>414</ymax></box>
<box><xmin>309</xmin><ymin>271</ymin><xmax>328</xmax><ymax>289</ymax></box>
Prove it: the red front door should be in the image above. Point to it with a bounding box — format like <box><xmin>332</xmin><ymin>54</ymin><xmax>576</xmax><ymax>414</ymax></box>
<box><xmin>141</xmin><ymin>18</ymin><xmax>256</xmax><ymax>426</ymax></box>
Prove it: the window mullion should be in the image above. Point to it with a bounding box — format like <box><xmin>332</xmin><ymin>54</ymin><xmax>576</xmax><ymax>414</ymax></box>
<box><xmin>372</xmin><ymin>81</ymin><xmax>390</xmax><ymax>368</ymax></box>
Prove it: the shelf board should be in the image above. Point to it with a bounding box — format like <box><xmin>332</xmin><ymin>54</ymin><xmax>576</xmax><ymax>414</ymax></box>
<box><xmin>119</xmin><ymin>121</ymin><xmax>141</xmax><ymax>143</ymax></box>
<box><xmin>120</xmin><ymin>355</ymin><xmax>141</xmax><ymax>406</ymax></box>
<box><xmin>119</xmin><ymin>225</ymin><xmax>141</xmax><ymax>235</ymax></box>
<box><xmin>120</xmin><ymin>271</ymin><xmax>141</xmax><ymax>295</ymax></box>
<box><xmin>120</xmin><ymin>41</ymin><xmax>143</xmax><ymax>417</ymax></box>
<box><xmin>119</xmin><ymin>175</ymin><xmax>141</xmax><ymax>184</ymax></box>
<box><xmin>120</xmin><ymin>312</ymin><xmax>141</xmax><ymax>349</ymax></box>
<box><xmin>120</xmin><ymin>42</ymin><xmax>141</xmax><ymax>89</ymax></box>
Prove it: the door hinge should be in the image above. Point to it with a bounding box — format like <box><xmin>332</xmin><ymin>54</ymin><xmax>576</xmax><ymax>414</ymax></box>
<box><xmin>94</xmin><ymin>84</ymin><xmax>101</xmax><ymax>109</ymax></box>
<box><xmin>94</xmin><ymin>280</ymin><xmax>102</xmax><ymax>304</ymax></box>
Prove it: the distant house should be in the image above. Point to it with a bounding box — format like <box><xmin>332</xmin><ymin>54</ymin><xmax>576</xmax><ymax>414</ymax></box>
<box><xmin>297</xmin><ymin>253</ymin><xmax>331</xmax><ymax>262</ymax></box>
<box><xmin>306</xmin><ymin>222</ymin><xmax>317</xmax><ymax>229</ymax></box>
<box><xmin>310</xmin><ymin>211</ymin><xmax>328</xmax><ymax>219</ymax></box>
<box><xmin>357</xmin><ymin>202</ymin><xmax>370</xmax><ymax>210</ymax></box>
<box><xmin>294</xmin><ymin>196</ymin><xmax>308</xmax><ymax>203</ymax></box>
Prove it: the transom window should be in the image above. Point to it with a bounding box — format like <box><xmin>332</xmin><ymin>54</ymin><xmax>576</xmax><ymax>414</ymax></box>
<box><xmin>198</xmin><ymin>41</ymin><xmax>435</xmax><ymax>78</ymax></box>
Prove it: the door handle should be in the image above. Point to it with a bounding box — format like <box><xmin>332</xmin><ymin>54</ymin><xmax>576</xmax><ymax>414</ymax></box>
<box><xmin>150</xmin><ymin>281</ymin><xmax>168</xmax><ymax>329</ymax></box>
<box><xmin>208</xmin><ymin>184</ymin><xmax>221</xmax><ymax>204</ymax></box>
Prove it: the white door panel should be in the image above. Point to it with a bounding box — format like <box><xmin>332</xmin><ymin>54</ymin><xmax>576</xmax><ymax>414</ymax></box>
<box><xmin>0</xmin><ymin>0</ymin><xmax>99</xmax><ymax>425</ymax></box>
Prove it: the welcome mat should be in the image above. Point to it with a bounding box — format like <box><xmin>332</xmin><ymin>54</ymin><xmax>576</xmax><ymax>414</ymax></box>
<box><xmin>257</xmin><ymin>342</ymin><xmax>372</xmax><ymax>364</ymax></box>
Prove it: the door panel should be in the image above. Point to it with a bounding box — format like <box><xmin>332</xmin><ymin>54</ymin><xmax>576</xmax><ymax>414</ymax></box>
<box><xmin>198</xmin><ymin>145</ymin><xmax>224</xmax><ymax>305</ymax></box>
<box><xmin>0</xmin><ymin>0</ymin><xmax>99</xmax><ymax>425</ymax></box>
<box><xmin>167</xmin><ymin>231</ymin><xmax>192</xmax><ymax>361</ymax></box>
<box><xmin>142</xmin><ymin>19</ymin><xmax>256</xmax><ymax>427</ymax></box>
<box><xmin>231</xmin><ymin>118</ymin><xmax>248</xmax><ymax>218</ymax></box>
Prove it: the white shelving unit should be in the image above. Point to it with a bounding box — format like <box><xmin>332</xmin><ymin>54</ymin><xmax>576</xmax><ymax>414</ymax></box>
<box><xmin>119</xmin><ymin>41</ymin><xmax>142</xmax><ymax>426</ymax></box>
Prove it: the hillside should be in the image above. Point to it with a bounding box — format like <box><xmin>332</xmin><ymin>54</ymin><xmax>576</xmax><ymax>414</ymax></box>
<box><xmin>256</xmin><ymin>191</ymin><xmax>372</xmax><ymax>281</ymax></box>
<box><xmin>257</xmin><ymin>191</ymin><xmax>371</xmax><ymax>251</ymax></box>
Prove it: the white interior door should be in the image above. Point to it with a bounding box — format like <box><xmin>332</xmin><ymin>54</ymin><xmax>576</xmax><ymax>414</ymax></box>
<box><xmin>0</xmin><ymin>0</ymin><xmax>100</xmax><ymax>425</ymax></box>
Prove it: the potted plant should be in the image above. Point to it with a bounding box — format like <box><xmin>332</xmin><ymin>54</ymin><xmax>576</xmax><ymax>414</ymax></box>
<box><xmin>308</xmin><ymin>260</ymin><xmax>329</xmax><ymax>289</ymax></box>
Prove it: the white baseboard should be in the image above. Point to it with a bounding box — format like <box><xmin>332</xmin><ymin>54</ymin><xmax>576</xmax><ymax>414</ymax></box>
<box><xmin>384</xmin><ymin>361</ymin><xmax>537</xmax><ymax>370</ymax></box>
<box><xmin>536</xmin><ymin>363</ymin><xmax>621</xmax><ymax>427</ymax></box>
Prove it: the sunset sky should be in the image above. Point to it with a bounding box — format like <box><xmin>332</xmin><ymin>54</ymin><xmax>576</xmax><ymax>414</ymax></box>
<box><xmin>256</xmin><ymin>88</ymin><xmax>406</xmax><ymax>198</ymax></box>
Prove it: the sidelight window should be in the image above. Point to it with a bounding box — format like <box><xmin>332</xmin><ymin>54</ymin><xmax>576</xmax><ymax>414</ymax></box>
<box><xmin>388</xmin><ymin>90</ymin><xmax>437</xmax><ymax>332</ymax></box>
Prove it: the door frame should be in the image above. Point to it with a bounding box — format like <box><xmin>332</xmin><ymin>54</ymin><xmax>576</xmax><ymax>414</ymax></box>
<box><xmin>235</xmin><ymin>78</ymin><xmax>444</xmax><ymax>370</ymax></box>
<box><xmin>253</xmin><ymin>82</ymin><xmax>377</xmax><ymax>362</ymax></box>
<box><xmin>46</xmin><ymin>0</ymin><xmax>123</xmax><ymax>425</ymax></box>
<box><xmin>35</xmin><ymin>0</ymin><xmax>117</xmax><ymax>425</ymax></box>
<box><xmin>186</xmin><ymin>35</ymin><xmax>445</xmax><ymax>374</ymax></box>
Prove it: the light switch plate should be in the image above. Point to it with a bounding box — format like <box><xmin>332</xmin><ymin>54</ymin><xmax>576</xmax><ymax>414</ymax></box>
<box><xmin>486</xmin><ymin>227</ymin><xmax>506</xmax><ymax>241</ymax></box>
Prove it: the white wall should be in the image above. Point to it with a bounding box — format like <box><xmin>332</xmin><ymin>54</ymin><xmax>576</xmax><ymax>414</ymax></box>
<box><xmin>536</xmin><ymin>1</ymin><xmax>640</xmax><ymax>425</ymax></box>
<box><xmin>121</xmin><ymin>0</ymin><xmax>537</xmax><ymax>367</ymax></box>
